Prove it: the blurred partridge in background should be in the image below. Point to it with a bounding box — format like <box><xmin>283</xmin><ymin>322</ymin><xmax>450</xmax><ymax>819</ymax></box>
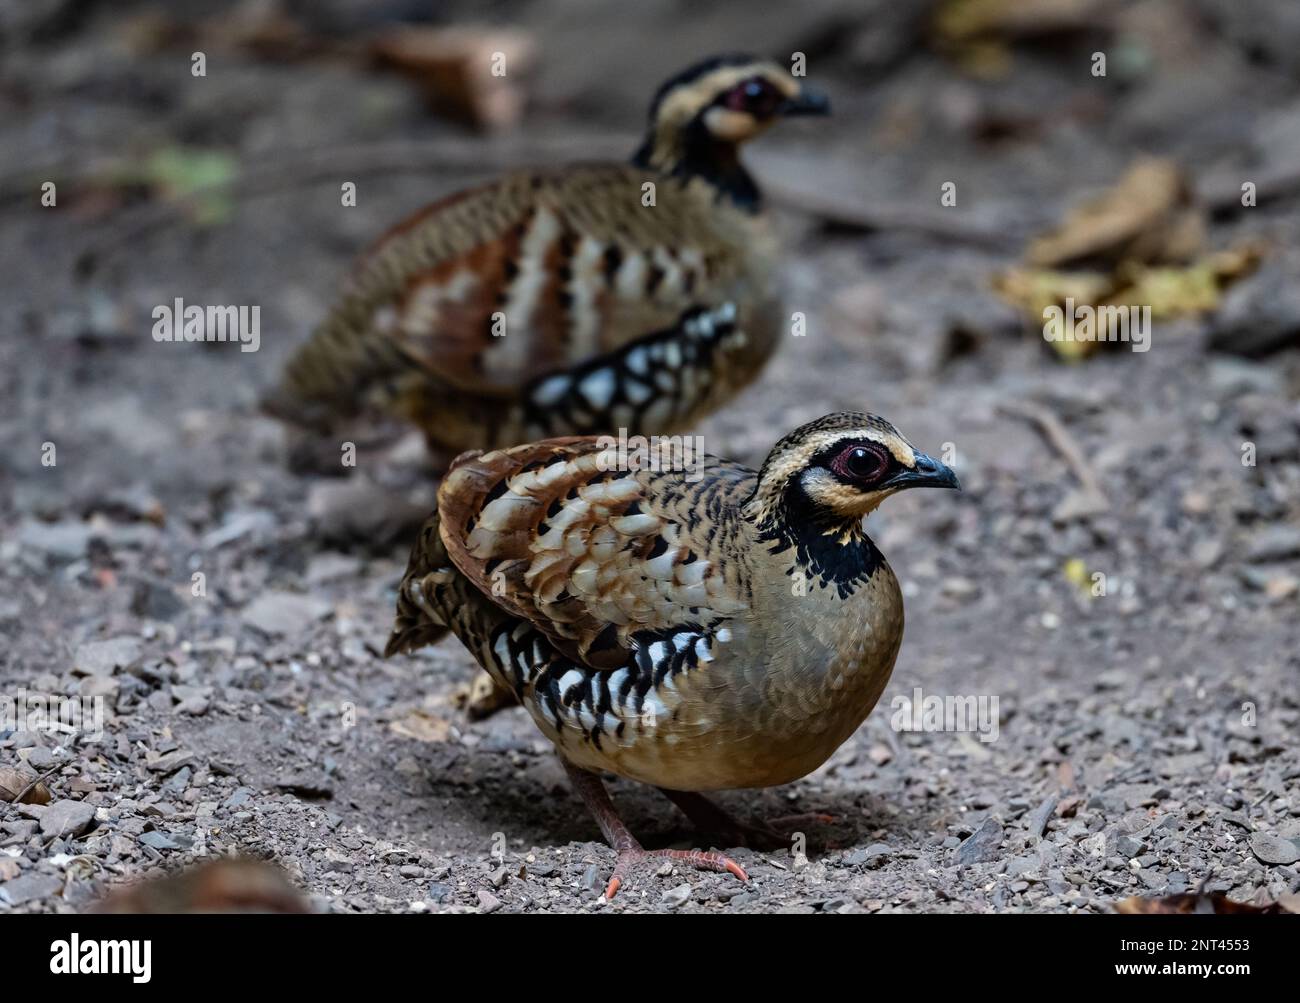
<box><xmin>265</xmin><ymin>54</ymin><xmax>830</xmax><ymax>463</ymax></box>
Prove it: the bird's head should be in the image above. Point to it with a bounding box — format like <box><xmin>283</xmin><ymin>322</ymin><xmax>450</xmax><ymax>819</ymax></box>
<box><xmin>648</xmin><ymin>53</ymin><xmax>830</xmax><ymax>144</ymax></box>
<box><xmin>750</xmin><ymin>412</ymin><xmax>960</xmax><ymax>529</ymax></box>
<box><xmin>633</xmin><ymin>54</ymin><xmax>829</xmax><ymax>202</ymax></box>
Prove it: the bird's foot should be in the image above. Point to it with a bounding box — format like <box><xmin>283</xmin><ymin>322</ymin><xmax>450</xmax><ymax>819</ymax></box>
<box><xmin>562</xmin><ymin>761</ymin><xmax>749</xmax><ymax>901</ymax></box>
<box><xmin>604</xmin><ymin>846</ymin><xmax>748</xmax><ymax>901</ymax></box>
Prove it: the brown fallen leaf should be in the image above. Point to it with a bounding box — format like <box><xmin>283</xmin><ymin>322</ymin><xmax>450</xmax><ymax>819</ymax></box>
<box><xmin>1116</xmin><ymin>892</ymin><xmax>1300</xmax><ymax>915</ymax></box>
<box><xmin>371</xmin><ymin>26</ymin><xmax>535</xmax><ymax>130</ymax></box>
<box><xmin>1027</xmin><ymin>158</ymin><xmax>1202</xmax><ymax>269</ymax></box>
<box><xmin>0</xmin><ymin>765</ymin><xmax>53</xmax><ymax>805</ymax></box>
<box><xmin>91</xmin><ymin>858</ymin><xmax>310</xmax><ymax>914</ymax></box>
<box><xmin>389</xmin><ymin>708</ymin><xmax>452</xmax><ymax>743</ymax></box>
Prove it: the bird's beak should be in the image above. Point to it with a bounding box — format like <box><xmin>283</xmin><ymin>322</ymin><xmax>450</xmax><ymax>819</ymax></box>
<box><xmin>781</xmin><ymin>86</ymin><xmax>831</xmax><ymax>117</ymax></box>
<box><xmin>885</xmin><ymin>452</ymin><xmax>961</xmax><ymax>491</ymax></box>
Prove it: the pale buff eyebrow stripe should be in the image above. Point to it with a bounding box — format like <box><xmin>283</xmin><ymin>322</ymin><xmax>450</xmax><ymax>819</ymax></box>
<box><xmin>656</xmin><ymin>66</ymin><xmax>798</xmax><ymax>124</ymax></box>
<box><xmin>796</xmin><ymin>430</ymin><xmax>917</xmax><ymax>469</ymax></box>
<box><xmin>885</xmin><ymin>439</ymin><xmax>916</xmax><ymax>467</ymax></box>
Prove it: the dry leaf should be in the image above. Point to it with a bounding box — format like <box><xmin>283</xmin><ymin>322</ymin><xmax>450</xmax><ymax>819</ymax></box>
<box><xmin>389</xmin><ymin>709</ymin><xmax>452</xmax><ymax>743</ymax></box>
<box><xmin>995</xmin><ymin>241</ymin><xmax>1263</xmax><ymax>360</ymax></box>
<box><xmin>371</xmin><ymin>26</ymin><xmax>535</xmax><ymax>130</ymax></box>
<box><xmin>91</xmin><ymin>858</ymin><xmax>309</xmax><ymax>914</ymax></box>
<box><xmin>1027</xmin><ymin>158</ymin><xmax>1201</xmax><ymax>268</ymax></box>
<box><xmin>936</xmin><ymin>0</ymin><xmax>1110</xmax><ymax>44</ymax></box>
<box><xmin>1116</xmin><ymin>892</ymin><xmax>1300</xmax><ymax>915</ymax></box>
<box><xmin>995</xmin><ymin>158</ymin><xmax>1251</xmax><ymax>362</ymax></box>
<box><xmin>933</xmin><ymin>0</ymin><xmax>1114</xmax><ymax>77</ymax></box>
<box><xmin>0</xmin><ymin>765</ymin><xmax>52</xmax><ymax>805</ymax></box>
<box><xmin>1115</xmin><ymin>244</ymin><xmax>1265</xmax><ymax>317</ymax></box>
<box><xmin>995</xmin><ymin>267</ymin><xmax>1115</xmax><ymax>316</ymax></box>
<box><xmin>992</xmin><ymin>267</ymin><xmax>1113</xmax><ymax>360</ymax></box>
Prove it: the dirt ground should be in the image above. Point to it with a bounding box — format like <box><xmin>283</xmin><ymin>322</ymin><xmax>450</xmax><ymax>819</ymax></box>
<box><xmin>2</xmin><ymin>0</ymin><xmax>1299</xmax><ymax>914</ymax></box>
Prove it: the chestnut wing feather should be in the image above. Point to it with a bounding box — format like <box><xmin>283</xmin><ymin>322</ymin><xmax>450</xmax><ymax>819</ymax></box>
<box><xmin>341</xmin><ymin>166</ymin><xmax>753</xmax><ymax>397</ymax></box>
<box><xmin>435</xmin><ymin>438</ymin><xmax>748</xmax><ymax>670</ymax></box>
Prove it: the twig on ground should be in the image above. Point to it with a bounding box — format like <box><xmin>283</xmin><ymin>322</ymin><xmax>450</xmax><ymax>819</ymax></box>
<box><xmin>4</xmin><ymin>764</ymin><xmax>60</xmax><ymax>809</ymax></box>
<box><xmin>998</xmin><ymin>399</ymin><xmax>1108</xmax><ymax>518</ymax></box>
<box><xmin>764</xmin><ymin>179</ymin><xmax>1020</xmax><ymax>249</ymax></box>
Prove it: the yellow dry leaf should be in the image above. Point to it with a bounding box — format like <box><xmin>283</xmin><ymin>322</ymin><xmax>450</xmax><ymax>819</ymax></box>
<box><xmin>951</xmin><ymin>39</ymin><xmax>1013</xmax><ymax>78</ymax></box>
<box><xmin>1062</xmin><ymin>558</ymin><xmax>1090</xmax><ymax>592</ymax></box>
<box><xmin>997</xmin><ymin>235</ymin><xmax>1264</xmax><ymax>360</ymax></box>
<box><xmin>994</xmin><ymin>267</ymin><xmax>1115</xmax><ymax>315</ymax></box>
<box><xmin>1116</xmin><ymin>242</ymin><xmax>1264</xmax><ymax>318</ymax></box>
<box><xmin>1115</xmin><ymin>264</ymin><xmax>1222</xmax><ymax>317</ymax></box>
<box><xmin>933</xmin><ymin>0</ymin><xmax>1111</xmax><ymax>79</ymax></box>
<box><xmin>993</xmin><ymin>267</ymin><xmax>1114</xmax><ymax>359</ymax></box>
<box><xmin>935</xmin><ymin>0</ymin><xmax>1105</xmax><ymax>44</ymax></box>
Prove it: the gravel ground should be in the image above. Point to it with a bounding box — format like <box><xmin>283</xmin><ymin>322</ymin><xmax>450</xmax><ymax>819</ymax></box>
<box><xmin>2</xmin><ymin>0</ymin><xmax>1299</xmax><ymax>914</ymax></box>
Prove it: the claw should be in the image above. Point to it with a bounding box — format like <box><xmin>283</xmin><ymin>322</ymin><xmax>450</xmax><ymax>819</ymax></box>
<box><xmin>603</xmin><ymin>847</ymin><xmax>748</xmax><ymax>900</ymax></box>
<box><xmin>721</xmin><ymin>857</ymin><xmax>749</xmax><ymax>882</ymax></box>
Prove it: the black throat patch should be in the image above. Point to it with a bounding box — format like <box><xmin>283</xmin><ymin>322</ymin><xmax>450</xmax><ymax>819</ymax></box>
<box><xmin>632</xmin><ymin>121</ymin><xmax>761</xmax><ymax>211</ymax></box>
<box><xmin>755</xmin><ymin>480</ymin><xmax>883</xmax><ymax>599</ymax></box>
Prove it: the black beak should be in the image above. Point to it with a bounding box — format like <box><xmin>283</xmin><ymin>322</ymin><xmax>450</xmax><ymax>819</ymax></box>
<box><xmin>781</xmin><ymin>86</ymin><xmax>831</xmax><ymax>117</ymax></box>
<box><xmin>885</xmin><ymin>452</ymin><xmax>961</xmax><ymax>491</ymax></box>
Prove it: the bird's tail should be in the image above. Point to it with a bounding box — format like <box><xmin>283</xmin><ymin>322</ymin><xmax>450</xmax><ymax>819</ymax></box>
<box><xmin>261</xmin><ymin>303</ymin><xmax>416</xmax><ymax>432</ymax></box>
<box><xmin>385</xmin><ymin>509</ymin><xmax>457</xmax><ymax>657</ymax></box>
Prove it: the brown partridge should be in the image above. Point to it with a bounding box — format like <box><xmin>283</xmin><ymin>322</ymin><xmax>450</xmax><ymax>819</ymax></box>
<box><xmin>385</xmin><ymin>412</ymin><xmax>959</xmax><ymax>897</ymax></box>
<box><xmin>263</xmin><ymin>54</ymin><xmax>829</xmax><ymax>459</ymax></box>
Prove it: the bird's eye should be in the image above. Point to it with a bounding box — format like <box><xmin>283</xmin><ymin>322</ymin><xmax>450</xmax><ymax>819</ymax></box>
<box><xmin>833</xmin><ymin>444</ymin><xmax>889</xmax><ymax>484</ymax></box>
<box><xmin>724</xmin><ymin>77</ymin><xmax>782</xmax><ymax>116</ymax></box>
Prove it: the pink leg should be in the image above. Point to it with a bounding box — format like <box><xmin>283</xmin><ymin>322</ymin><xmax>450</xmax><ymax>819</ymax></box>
<box><xmin>563</xmin><ymin>761</ymin><xmax>748</xmax><ymax>900</ymax></box>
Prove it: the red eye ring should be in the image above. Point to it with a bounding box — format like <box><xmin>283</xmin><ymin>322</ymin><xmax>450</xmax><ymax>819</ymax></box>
<box><xmin>724</xmin><ymin>77</ymin><xmax>781</xmax><ymax>116</ymax></box>
<box><xmin>832</xmin><ymin>444</ymin><xmax>889</xmax><ymax>484</ymax></box>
